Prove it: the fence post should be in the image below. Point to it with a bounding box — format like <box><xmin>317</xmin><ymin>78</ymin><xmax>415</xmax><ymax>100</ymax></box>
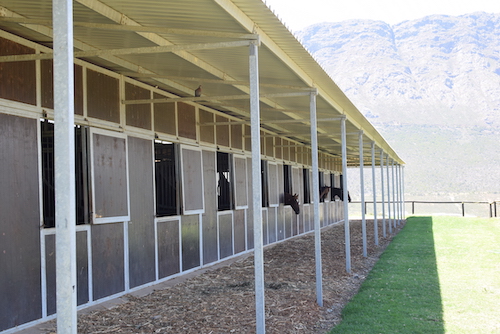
<box><xmin>461</xmin><ymin>202</ymin><xmax>465</xmax><ymax>217</ymax></box>
<box><xmin>412</xmin><ymin>201</ymin><xmax>415</xmax><ymax>215</ymax></box>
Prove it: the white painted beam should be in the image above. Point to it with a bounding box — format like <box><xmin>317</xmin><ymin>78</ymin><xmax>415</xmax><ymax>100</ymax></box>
<box><xmin>249</xmin><ymin>41</ymin><xmax>265</xmax><ymax>334</ymax></box>
<box><xmin>341</xmin><ymin>117</ymin><xmax>351</xmax><ymax>273</ymax></box>
<box><xmin>53</xmin><ymin>0</ymin><xmax>77</xmax><ymax>332</ymax></box>
<box><xmin>359</xmin><ymin>131</ymin><xmax>367</xmax><ymax>257</ymax></box>
<box><xmin>309</xmin><ymin>90</ymin><xmax>323</xmax><ymax>306</ymax></box>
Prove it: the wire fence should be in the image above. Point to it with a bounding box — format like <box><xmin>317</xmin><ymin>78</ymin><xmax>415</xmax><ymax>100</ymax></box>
<box><xmin>349</xmin><ymin>201</ymin><xmax>499</xmax><ymax>218</ymax></box>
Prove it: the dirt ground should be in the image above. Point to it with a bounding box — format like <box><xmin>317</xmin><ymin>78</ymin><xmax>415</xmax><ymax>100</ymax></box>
<box><xmin>43</xmin><ymin>219</ymin><xmax>403</xmax><ymax>334</ymax></box>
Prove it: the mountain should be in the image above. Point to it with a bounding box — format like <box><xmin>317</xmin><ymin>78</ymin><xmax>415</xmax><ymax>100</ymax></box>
<box><xmin>296</xmin><ymin>12</ymin><xmax>500</xmax><ymax>199</ymax></box>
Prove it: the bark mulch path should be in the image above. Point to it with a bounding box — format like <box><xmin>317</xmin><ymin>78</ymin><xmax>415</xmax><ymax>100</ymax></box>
<box><xmin>44</xmin><ymin>219</ymin><xmax>404</xmax><ymax>334</ymax></box>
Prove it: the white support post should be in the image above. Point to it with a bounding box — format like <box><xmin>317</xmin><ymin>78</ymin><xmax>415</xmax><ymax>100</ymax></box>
<box><xmin>53</xmin><ymin>0</ymin><xmax>77</xmax><ymax>332</ymax></box>
<box><xmin>358</xmin><ymin>131</ymin><xmax>367</xmax><ymax>257</ymax></box>
<box><xmin>399</xmin><ymin>164</ymin><xmax>404</xmax><ymax>222</ymax></box>
<box><xmin>396</xmin><ymin>164</ymin><xmax>400</xmax><ymax>225</ymax></box>
<box><xmin>402</xmin><ymin>166</ymin><xmax>406</xmax><ymax>220</ymax></box>
<box><xmin>341</xmin><ymin>117</ymin><xmax>351</xmax><ymax>273</ymax></box>
<box><xmin>391</xmin><ymin>160</ymin><xmax>396</xmax><ymax>229</ymax></box>
<box><xmin>309</xmin><ymin>90</ymin><xmax>323</xmax><ymax>306</ymax></box>
<box><xmin>386</xmin><ymin>156</ymin><xmax>392</xmax><ymax>234</ymax></box>
<box><xmin>249</xmin><ymin>40</ymin><xmax>265</xmax><ymax>334</ymax></box>
<box><xmin>371</xmin><ymin>142</ymin><xmax>378</xmax><ymax>246</ymax></box>
<box><xmin>380</xmin><ymin>151</ymin><xmax>386</xmax><ymax>237</ymax></box>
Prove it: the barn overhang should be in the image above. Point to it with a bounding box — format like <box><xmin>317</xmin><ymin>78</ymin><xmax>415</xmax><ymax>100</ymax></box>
<box><xmin>0</xmin><ymin>1</ymin><xmax>406</xmax><ymax>333</ymax></box>
<box><xmin>0</xmin><ymin>0</ymin><xmax>403</xmax><ymax>167</ymax></box>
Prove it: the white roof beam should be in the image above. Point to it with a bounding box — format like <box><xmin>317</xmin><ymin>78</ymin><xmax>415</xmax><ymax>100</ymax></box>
<box><xmin>0</xmin><ymin>40</ymin><xmax>253</xmax><ymax>62</ymax></box>
<box><xmin>0</xmin><ymin>17</ymin><xmax>258</xmax><ymax>39</ymax></box>
<box><xmin>122</xmin><ymin>91</ymin><xmax>313</xmax><ymax>105</ymax></box>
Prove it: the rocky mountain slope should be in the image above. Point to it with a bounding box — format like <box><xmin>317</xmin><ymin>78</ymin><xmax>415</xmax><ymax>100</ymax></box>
<box><xmin>296</xmin><ymin>12</ymin><xmax>500</xmax><ymax>198</ymax></box>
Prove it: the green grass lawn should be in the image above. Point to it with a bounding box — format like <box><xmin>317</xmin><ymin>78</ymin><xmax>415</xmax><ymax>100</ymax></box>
<box><xmin>329</xmin><ymin>216</ymin><xmax>500</xmax><ymax>334</ymax></box>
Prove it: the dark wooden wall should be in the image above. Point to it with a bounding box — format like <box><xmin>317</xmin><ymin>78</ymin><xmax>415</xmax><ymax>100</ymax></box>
<box><xmin>158</xmin><ymin>219</ymin><xmax>180</xmax><ymax>278</ymax></box>
<box><xmin>0</xmin><ymin>37</ymin><xmax>36</xmax><ymax>105</ymax></box>
<box><xmin>0</xmin><ymin>114</ymin><xmax>41</xmax><ymax>331</ymax></box>
<box><xmin>91</xmin><ymin>223</ymin><xmax>125</xmax><ymax>300</ymax></box>
<box><xmin>202</xmin><ymin>150</ymin><xmax>218</xmax><ymax>265</ymax></box>
<box><xmin>128</xmin><ymin>137</ymin><xmax>155</xmax><ymax>288</ymax></box>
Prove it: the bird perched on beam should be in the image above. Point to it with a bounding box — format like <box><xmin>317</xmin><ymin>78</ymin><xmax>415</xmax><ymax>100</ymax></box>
<box><xmin>195</xmin><ymin>85</ymin><xmax>202</xmax><ymax>97</ymax></box>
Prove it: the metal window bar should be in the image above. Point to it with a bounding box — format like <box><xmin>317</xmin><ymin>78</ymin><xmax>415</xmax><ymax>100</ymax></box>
<box><xmin>155</xmin><ymin>142</ymin><xmax>178</xmax><ymax>216</ymax></box>
<box><xmin>261</xmin><ymin>160</ymin><xmax>269</xmax><ymax>207</ymax></box>
<box><xmin>283</xmin><ymin>164</ymin><xmax>292</xmax><ymax>195</ymax></box>
<box><xmin>41</xmin><ymin>120</ymin><xmax>89</xmax><ymax>227</ymax></box>
<box><xmin>217</xmin><ymin>151</ymin><xmax>233</xmax><ymax>211</ymax></box>
<box><xmin>303</xmin><ymin>168</ymin><xmax>311</xmax><ymax>204</ymax></box>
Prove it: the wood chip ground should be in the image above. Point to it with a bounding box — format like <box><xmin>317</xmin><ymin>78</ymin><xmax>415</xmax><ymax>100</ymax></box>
<box><xmin>43</xmin><ymin>219</ymin><xmax>403</xmax><ymax>334</ymax></box>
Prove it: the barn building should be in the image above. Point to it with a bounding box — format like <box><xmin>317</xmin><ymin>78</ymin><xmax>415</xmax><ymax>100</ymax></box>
<box><xmin>0</xmin><ymin>0</ymin><xmax>404</xmax><ymax>332</ymax></box>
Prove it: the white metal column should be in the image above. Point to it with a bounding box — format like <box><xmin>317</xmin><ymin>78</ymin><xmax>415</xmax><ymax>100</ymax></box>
<box><xmin>371</xmin><ymin>142</ymin><xmax>378</xmax><ymax>246</ymax></box>
<box><xmin>380</xmin><ymin>151</ymin><xmax>386</xmax><ymax>237</ymax></box>
<box><xmin>53</xmin><ymin>0</ymin><xmax>77</xmax><ymax>332</ymax></box>
<box><xmin>396</xmin><ymin>164</ymin><xmax>400</xmax><ymax>225</ymax></box>
<box><xmin>309</xmin><ymin>90</ymin><xmax>323</xmax><ymax>306</ymax></box>
<box><xmin>249</xmin><ymin>40</ymin><xmax>265</xmax><ymax>334</ymax></box>
<box><xmin>399</xmin><ymin>164</ymin><xmax>404</xmax><ymax>222</ymax></box>
<box><xmin>402</xmin><ymin>166</ymin><xmax>406</xmax><ymax>220</ymax></box>
<box><xmin>386</xmin><ymin>156</ymin><xmax>392</xmax><ymax>234</ymax></box>
<box><xmin>341</xmin><ymin>117</ymin><xmax>351</xmax><ymax>273</ymax></box>
<box><xmin>358</xmin><ymin>131</ymin><xmax>367</xmax><ymax>257</ymax></box>
<box><xmin>391</xmin><ymin>160</ymin><xmax>396</xmax><ymax>229</ymax></box>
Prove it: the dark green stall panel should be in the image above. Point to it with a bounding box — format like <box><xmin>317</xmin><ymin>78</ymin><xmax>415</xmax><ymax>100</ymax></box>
<box><xmin>181</xmin><ymin>147</ymin><xmax>203</xmax><ymax>213</ymax></box>
<box><xmin>86</xmin><ymin>69</ymin><xmax>120</xmax><ymax>123</ymax></box>
<box><xmin>181</xmin><ymin>215</ymin><xmax>200</xmax><ymax>271</ymax></box>
<box><xmin>92</xmin><ymin>133</ymin><xmax>128</xmax><ymax>219</ymax></box>
<box><xmin>277</xmin><ymin>205</ymin><xmax>285</xmax><ymax>241</ymax></box>
<box><xmin>302</xmin><ymin>205</ymin><xmax>311</xmax><ymax>233</ymax></box>
<box><xmin>284</xmin><ymin>208</ymin><xmax>293</xmax><ymax>239</ymax></box>
<box><xmin>262</xmin><ymin>209</ymin><xmax>269</xmax><ymax>246</ymax></box>
<box><xmin>0</xmin><ymin>37</ymin><xmax>36</xmax><ymax>105</ymax></box>
<box><xmin>45</xmin><ymin>231</ymin><xmax>89</xmax><ymax>315</ymax></box>
<box><xmin>158</xmin><ymin>219</ymin><xmax>180</xmax><ymax>278</ymax></box>
<box><xmin>218</xmin><ymin>213</ymin><xmax>233</xmax><ymax>259</ymax></box>
<box><xmin>234</xmin><ymin>156</ymin><xmax>247</xmax><ymax>208</ymax></box>
<box><xmin>322</xmin><ymin>203</ymin><xmax>327</xmax><ymax>227</ymax></box>
<box><xmin>128</xmin><ymin>137</ymin><xmax>155</xmax><ymax>288</ymax></box>
<box><xmin>246</xmin><ymin>157</ymin><xmax>254</xmax><ymax>250</ymax></box>
<box><xmin>202</xmin><ymin>150</ymin><xmax>218</xmax><ymax>265</ymax></box>
<box><xmin>154</xmin><ymin>93</ymin><xmax>176</xmax><ymax>135</ymax></box>
<box><xmin>45</xmin><ymin>234</ymin><xmax>56</xmax><ymax>315</ymax></box>
<box><xmin>292</xmin><ymin>211</ymin><xmax>299</xmax><ymax>236</ymax></box>
<box><xmin>91</xmin><ymin>223</ymin><xmax>124</xmax><ymax>300</ymax></box>
<box><xmin>267</xmin><ymin>208</ymin><xmax>277</xmax><ymax>244</ymax></box>
<box><xmin>0</xmin><ymin>114</ymin><xmax>41</xmax><ymax>331</ymax></box>
<box><xmin>125</xmin><ymin>83</ymin><xmax>151</xmax><ymax>130</ymax></box>
<box><xmin>233</xmin><ymin>209</ymin><xmax>246</xmax><ymax>254</ymax></box>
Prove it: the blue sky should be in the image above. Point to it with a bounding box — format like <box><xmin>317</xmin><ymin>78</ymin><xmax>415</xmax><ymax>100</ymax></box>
<box><xmin>264</xmin><ymin>0</ymin><xmax>500</xmax><ymax>31</ymax></box>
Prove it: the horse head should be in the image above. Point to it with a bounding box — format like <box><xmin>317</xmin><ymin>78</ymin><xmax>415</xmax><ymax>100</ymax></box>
<box><xmin>320</xmin><ymin>186</ymin><xmax>331</xmax><ymax>201</ymax></box>
<box><xmin>331</xmin><ymin>187</ymin><xmax>351</xmax><ymax>202</ymax></box>
<box><xmin>284</xmin><ymin>192</ymin><xmax>300</xmax><ymax>214</ymax></box>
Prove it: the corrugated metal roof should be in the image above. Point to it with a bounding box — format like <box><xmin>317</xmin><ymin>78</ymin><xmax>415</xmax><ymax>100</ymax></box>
<box><xmin>0</xmin><ymin>0</ymin><xmax>403</xmax><ymax>165</ymax></box>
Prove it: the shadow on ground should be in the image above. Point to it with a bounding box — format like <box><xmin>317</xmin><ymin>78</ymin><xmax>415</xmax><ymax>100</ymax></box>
<box><xmin>329</xmin><ymin>216</ymin><xmax>445</xmax><ymax>333</ymax></box>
